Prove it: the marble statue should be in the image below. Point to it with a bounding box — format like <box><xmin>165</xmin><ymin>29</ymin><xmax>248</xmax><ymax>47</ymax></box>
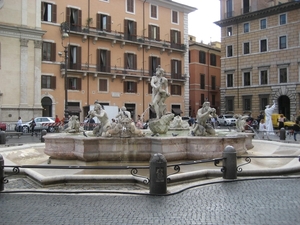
<box><xmin>89</xmin><ymin>102</ymin><xmax>111</xmax><ymax>137</ymax></box>
<box><xmin>150</xmin><ymin>65</ymin><xmax>170</xmax><ymax>119</ymax></box>
<box><xmin>265</xmin><ymin>100</ymin><xmax>276</xmax><ymax>135</ymax></box>
<box><xmin>65</xmin><ymin>115</ymin><xmax>84</xmax><ymax>133</ymax></box>
<box><xmin>169</xmin><ymin>115</ymin><xmax>190</xmax><ymax>129</ymax></box>
<box><xmin>191</xmin><ymin>101</ymin><xmax>216</xmax><ymax>136</ymax></box>
<box><xmin>235</xmin><ymin>114</ymin><xmax>249</xmax><ymax>132</ymax></box>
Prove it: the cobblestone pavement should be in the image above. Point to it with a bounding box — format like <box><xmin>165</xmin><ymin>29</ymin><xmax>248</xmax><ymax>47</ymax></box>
<box><xmin>1</xmin><ymin>178</ymin><xmax>300</xmax><ymax>225</ymax></box>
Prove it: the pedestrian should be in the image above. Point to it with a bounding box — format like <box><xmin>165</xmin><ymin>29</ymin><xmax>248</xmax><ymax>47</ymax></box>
<box><xmin>278</xmin><ymin>114</ymin><xmax>284</xmax><ymax>130</ymax></box>
<box><xmin>292</xmin><ymin>120</ymin><xmax>300</xmax><ymax>141</ymax></box>
<box><xmin>55</xmin><ymin>115</ymin><xmax>61</xmax><ymax>123</ymax></box>
<box><xmin>135</xmin><ymin>115</ymin><xmax>143</xmax><ymax>129</ymax></box>
<box><xmin>17</xmin><ymin>116</ymin><xmax>22</xmax><ymax>132</ymax></box>
<box><xmin>259</xmin><ymin>119</ymin><xmax>268</xmax><ymax>139</ymax></box>
<box><xmin>30</xmin><ymin>118</ymin><xmax>37</xmax><ymax>136</ymax></box>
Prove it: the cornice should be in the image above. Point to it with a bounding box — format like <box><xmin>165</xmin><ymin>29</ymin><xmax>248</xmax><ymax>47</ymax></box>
<box><xmin>0</xmin><ymin>24</ymin><xmax>46</xmax><ymax>40</ymax></box>
<box><xmin>215</xmin><ymin>1</ymin><xmax>300</xmax><ymax>27</ymax></box>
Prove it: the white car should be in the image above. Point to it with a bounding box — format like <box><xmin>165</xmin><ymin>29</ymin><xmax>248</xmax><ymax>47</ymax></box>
<box><xmin>17</xmin><ymin>117</ymin><xmax>56</xmax><ymax>133</ymax></box>
<box><xmin>217</xmin><ymin>114</ymin><xmax>236</xmax><ymax>126</ymax></box>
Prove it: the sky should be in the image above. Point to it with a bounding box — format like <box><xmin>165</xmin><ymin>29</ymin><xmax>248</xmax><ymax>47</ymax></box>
<box><xmin>173</xmin><ymin>0</ymin><xmax>221</xmax><ymax>44</ymax></box>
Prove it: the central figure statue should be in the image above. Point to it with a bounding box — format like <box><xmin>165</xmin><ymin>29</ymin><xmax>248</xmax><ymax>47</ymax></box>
<box><xmin>150</xmin><ymin>65</ymin><xmax>170</xmax><ymax>119</ymax></box>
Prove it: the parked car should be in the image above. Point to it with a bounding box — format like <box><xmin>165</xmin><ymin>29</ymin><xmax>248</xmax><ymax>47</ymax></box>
<box><xmin>16</xmin><ymin>117</ymin><xmax>56</xmax><ymax>133</ymax></box>
<box><xmin>0</xmin><ymin>122</ymin><xmax>6</xmax><ymax>131</ymax></box>
<box><xmin>217</xmin><ymin>114</ymin><xmax>236</xmax><ymax>126</ymax></box>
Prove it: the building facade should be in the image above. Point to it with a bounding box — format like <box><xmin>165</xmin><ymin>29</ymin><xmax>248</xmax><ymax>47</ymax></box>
<box><xmin>216</xmin><ymin>0</ymin><xmax>300</xmax><ymax>120</ymax></box>
<box><xmin>0</xmin><ymin>0</ymin><xmax>45</xmax><ymax>123</ymax></box>
<box><xmin>189</xmin><ymin>39</ymin><xmax>221</xmax><ymax>117</ymax></box>
<box><xmin>40</xmin><ymin>0</ymin><xmax>196</xmax><ymax>122</ymax></box>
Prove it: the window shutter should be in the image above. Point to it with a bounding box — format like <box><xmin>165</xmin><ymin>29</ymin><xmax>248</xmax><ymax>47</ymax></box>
<box><xmin>123</xmin><ymin>81</ymin><xmax>127</xmax><ymax>92</ymax></box>
<box><xmin>133</xmin><ymin>54</ymin><xmax>137</xmax><ymax>70</ymax></box>
<box><xmin>107</xmin><ymin>16</ymin><xmax>111</xmax><ymax>32</ymax></box>
<box><xmin>97</xmin><ymin>14</ymin><xmax>101</xmax><ymax>30</ymax></box>
<box><xmin>149</xmin><ymin>56</ymin><xmax>153</xmax><ymax>76</ymax></box>
<box><xmin>41</xmin><ymin>3</ymin><xmax>44</xmax><ymax>21</ymax></box>
<box><xmin>97</xmin><ymin>49</ymin><xmax>100</xmax><ymax>71</ymax></box>
<box><xmin>76</xmin><ymin>47</ymin><xmax>81</xmax><ymax>70</ymax></box>
<box><xmin>124</xmin><ymin>53</ymin><xmax>128</xmax><ymax>69</ymax></box>
<box><xmin>52</xmin><ymin>4</ymin><xmax>57</xmax><ymax>23</ymax></box>
<box><xmin>77</xmin><ymin>78</ymin><xmax>82</xmax><ymax>90</ymax></box>
<box><xmin>157</xmin><ymin>27</ymin><xmax>160</xmax><ymax>41</ymax></box>
<box><xmin>66</xmin><ymin>7</ymin><xmax>70</xmax><ymax>24</ymax></box>
<box><xmin>178</xmin><ymin>61</ymin><xmax>182</xmax><ymax>78</ymax></box>
<box><xmin>148</xmin><ymin>25</ymin><xmax>151</xmax><ymax>39</ymax></box>
<box><xmin>78</xmin><ymin>10</ymin><xmax>82</xmax><ymax>28</ymax></box>
<box><xmin>106</xmin><ymin>51</ymin><xmax>111</xmax><ymax>72</ymax></box>
<box><xmin>124</xmin><ymin>19</ymin><xmax>128</xmax><ymax>39</ymax></box>
<box><xmin>51</xmin><ymin>76</ymin><xmax>56</xmax><ymax>89</ymax></box>
<box><xmin>171</xmin><ymin>59</ymin><xmax>175</xmax><ymax>78</ymax></box>
<box><xmin>51</xmin><ymin>43</ymin><xmax>56</xmax><ymax>62</ymax></box>
<box><xmin>133</xmin><ymin>82</ymin><xmax>137</xmax><ymax>93</ymax></box>
<box><xmin>133</xmin><ymin>21</ymin><xmax>137</xmax><ymax>41</ymax></box>
<box><xmin>178</xmin><ymin>31</ymin><xmax>181</xmax><ymax>44</ymax></box>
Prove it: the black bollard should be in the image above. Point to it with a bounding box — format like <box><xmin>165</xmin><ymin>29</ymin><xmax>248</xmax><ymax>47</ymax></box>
<box><xmin>222</xmin><ymin>145</ymin><xmax>237</xmax><ymax>179</ymax></box>
<box><xmin>41</xmin><ymin>129</ymin><xmax>47</xmax><ymax>142</ymax></box>
<box><xmin>149</xmin><ymin>153</ymin><xmax>167</xmax><ymax>195</ymax></box>
<box><xmin>280</xmin><ymin>127</ymin><xmax>286</xmax><ymax>140</ymax></box>
<box><xmin>0</xmin><ymin>154</ymin><xmax>4</xmax><ymax>191</ymax></box>
<box><xmin>0</xmin><ymin>131</ymin><xmax>6</xmax><ymax>145</ymax></box>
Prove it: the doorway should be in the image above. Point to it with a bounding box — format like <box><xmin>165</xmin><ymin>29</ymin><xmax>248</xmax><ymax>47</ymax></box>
<box><xmin>277</xmin><ymin>95</ymin><xmax>290</xmax><ymax>119</ymax></box>
<box><xmin>41</xmin><ymin>97</ymin><xmax>52</xmax><ymax>117</ymax></box>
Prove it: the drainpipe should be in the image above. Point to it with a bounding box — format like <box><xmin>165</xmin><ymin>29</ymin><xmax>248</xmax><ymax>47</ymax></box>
<box><xmin>236</xmin><ymin>22</ymin><xmax>240</xmax><ymax>109</ymax></box>
<box><xmin>142</xmin><ymin>0</ymin><xmax>147</xmax><ymax>114</ymax></box>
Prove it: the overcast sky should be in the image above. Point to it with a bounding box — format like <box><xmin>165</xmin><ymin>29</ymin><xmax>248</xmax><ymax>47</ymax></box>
<box><xmin>173</xmin><ymin>0</ymin><xmax>221</xmax><ymax>44</ymax></box>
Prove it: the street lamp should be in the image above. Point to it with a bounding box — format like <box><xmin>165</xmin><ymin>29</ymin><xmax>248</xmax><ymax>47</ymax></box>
<box><xmin>60</xmin><ymin>22</ymin><xmax>70</xmax><ymax>124</ymax></box>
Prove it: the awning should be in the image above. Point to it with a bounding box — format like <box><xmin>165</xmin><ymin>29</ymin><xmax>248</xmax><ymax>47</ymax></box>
<box><xmin>172</xmin><ymin>108</ymin><xmax>182</xmax><ymax>115</ymax></box>
<box><xmin>67</xmin><ymin>106</ymin><xmax>82</xmax><ymax>113</ymax></box>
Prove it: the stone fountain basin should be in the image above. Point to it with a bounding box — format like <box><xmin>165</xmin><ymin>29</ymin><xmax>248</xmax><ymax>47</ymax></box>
<box><xmin>44</xmin><ymin>131</ymin><xmax>254</xmax><ymax>162</ymax></box>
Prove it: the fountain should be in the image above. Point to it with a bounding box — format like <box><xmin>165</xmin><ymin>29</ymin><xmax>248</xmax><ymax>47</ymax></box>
<box><xmin>43</xmin><ymin>66</ymin><xmax>254</xmax><ymax>162</ymax></box>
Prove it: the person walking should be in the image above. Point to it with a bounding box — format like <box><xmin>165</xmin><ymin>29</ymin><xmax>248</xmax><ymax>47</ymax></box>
<box><xmin>292</xmin><ymin>120</ymin><xmax>300</xmax><ymax>141</ymax></box>
<box><xmin>278</xmin><ymin>114</ymin><xmax>284</xmax><ymax>130</ymax></box>
<box><xmin>30</xmin><ymin>118</ymin><xmax>37</xmax><ymax>136</ymax></box>
<box><xmin>259</xmin><ymin>119</ymin><xmax>268</xmax><ymax>139</ymax></box>
<box><xmin>17</xmin><ymin>116</ymin><xmax>22</xmax><ymax>132</ymax></box>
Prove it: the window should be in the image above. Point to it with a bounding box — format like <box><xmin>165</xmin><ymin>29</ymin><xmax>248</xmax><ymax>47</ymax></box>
<box><xmin>279</xmin><ymin>36</ymin><xmax>287</xmax><ymax>49</ymax></box>
<box><xmin>201</xmin><ymin>94</ymin><xmax>205</xmax><ymax>106</ymax></box>
<box><xmin>243</xmin><ymin>42</ymin><xmax>250</xmax><ymax>54</ymax></box>
<box><xmin>225</xmin><ymin>96</ymin><xmax>234</xmax><ymax>112</ymax></box>
<box><xmin>124</xmin><ymin>81</ymin><xmax>137</xmax><ymax>93</ymax></box>
<box><xmin>199</xmin><ymin>51</ymin><xmax>206</xmax><ymax>64</ymax></box>
<box><xmin>99</xmin><ymin>79</ymin><xmax>108</xmax><ymax>92</ymax></box>
<box><xmin>259</xmin><ymin>95</ymin><xmax>269</xmax><ymax>111</ymax></box>
<box><xmin>171</xmin><ymin>59</ymin><xmax>182</xmax><ymax>79</ymax></box>
<box><xmin>172</xmin><ymin>10</ymin><xmax>178</xmax><ymax>24</ymax></box>
<box><xmin>170</xmin><ymin>30</ymin><xmax>181</xmax><ymax>48</ymax></box>
<box><xmin>210</xmin><ymin>54</ymin><xmax>216</xmax><ymax>66</ymax></box>
<box><xmin>97</xmin><ymin>49</ymin><xmax>111</xmax><ymax>72</ymax></box>
<box><xmin>211</xmin><ymin>95</ymin><xmax>216</xmax><ymax>106</ymax></box>
<box><xmin>243</xmin><ymin>72</ymin><xmax>251</xmax><ymax>86</ymax></box>
<box><xmin>227</xmin><ymin>27</ymin><xmax>232</xmax><ymax>36</ymax></box>
<box><xmin>260</xmin><ymin>18</ymin><xmax>267</xmax><ymax>29</ymax></box>
<box><xmin>279</xmin><ymin>14</ymin><xmax>286</xmax><ymax>25</ymax></box>
<box><xmin>150</xmin><ymin>4</ymin><xmax>157</xmax><ymax>19</ymax></box>
<box><xmin>97</xmin><ymin>14</ymin><xmax>111</xmax><ymax>32</ymax></box>
<box><xmin>148</xmin><ymin>25</ymin><xmax>160</xmax><ymax>41</ymax></box>
<box><xmin>41</xmin><ymin>2</ymin><xmax>56</xmax><ymax>23</ymax></box>
<box><xmin>67</xmin><ymin>8</ymin><xmax>82</xmax><ymax>32</ymax></box>
<box><xmin>42</xmin><ymin>42</ymin><xmax>56</xmax><ymax>61</ymax></box>
<box><xmin>244</xmin><ymin>23</ymin><xmax>249</xmax><ymax>33</ymax></box>
<box><xmin>227</xmin><ymin>74</ymin><xmax>233</xmax><ymax>87</ymax></box>
<box><xmin>260</xmin><ymin>70</ymin><xmax>268</xmax><ymax>85</ymax></box>
<box><xmin>124</xmin><ymin>19</ymin><xmax>137</xmax><ymax>41</ymax></box>
<box><xmin>41</xmin><ymin>75</ymin><xmax>56</xmax><ymax>89</ymax></box>
<box><xmin>227</xmin><ymin>45</ymin><xmax>233</xmax><ymax>57</ymax></box>
<box><xmin>279</xmin><ymin>68</ymin><xmax>287</xmax><ymax>83</ymax></box>
<box><xmin>243</xmin><ymin>96</ymin><xmax>252</xmax><ymax>111</ymax></box>
<box><xmin>69</xmin><ymin>46</ymin><xmax>81</xmax><ymax>70</ymax></box>
<box><xmin>68</xmin><ymin>77</ymin><xmax>81</xmax><ymax>90</ymax></box>
<box><xmin>171</xmin><ymin>85</ymin><xmax>181</xmax><ymax>95</ymax></box>
<box><xmin>149</xmin><ymin>56</ymin><xmax>160</xmax><ymax>77</ymax></box>
<box><xmin>126</xmin><ymin>0</ymin><xmax>134</xmax><ymax>13</ymax></box>
<box><xmin>200</xmin><ymin>74</ymin><xmax>205</xmax><ymax>89</ymax></box>
<box><xmin>243</xmin><ymin>0</ymin><xmax>250</xmax><ymax>14</ymax></box>
<box><xmin>226</xmin><ymin>0</ymin><xmax>233</xmax><ymax>18</ymax></box>
<box><xmin>124</xmin><ymin>53</ymin><xmax>137</xmax><ymax>70</ymax></box>
<box><xmin>211</xmin><ymin>76</ymin><xmax>216</xmax><ymax>90</ymax></box>
<box><xmin>260</xmin><ymin>39</ymin><xmax>267</xmax><ymax>52</ymax></box>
